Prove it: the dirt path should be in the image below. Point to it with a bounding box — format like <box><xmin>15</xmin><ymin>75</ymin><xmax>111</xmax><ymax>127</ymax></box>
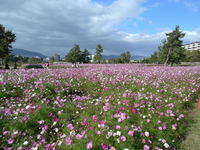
<box><xmin>181</xmin><ymin>97</ymin><xmax>200</xmax><ymax>150</ymax></box>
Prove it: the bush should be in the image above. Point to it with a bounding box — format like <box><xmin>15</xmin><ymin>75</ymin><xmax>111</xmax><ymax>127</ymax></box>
<box><xmin>23</xmin><ymin>64</ymin><xmax>44</xmax><ymax>69</ymax></box>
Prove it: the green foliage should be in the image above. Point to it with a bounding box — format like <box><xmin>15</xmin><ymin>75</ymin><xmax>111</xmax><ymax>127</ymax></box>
<box><xmin>94</xmin><ymin>44</ymin><xmax>103</xmax><ymax>63</ymax></box>
<box><xmin>109</xmin><ymin>51</ymin><xmax>132</xmax><ymax>64</ymax></box>
<box><xmin>24</xmin><ymin>64</ymin><xmax>44</xmax><ymax>69</ymax></box>
<box><xmin>142</xmin><ymin>26</ymin><xmax>186</xmax><ymax>65</ymax></box>
<box><xmin>185</xmin><ymin>50</ymin><xmax>200</xmax><ymax>62</ymax></box>
<box><xmin>28</xmin><ymin>57</ymin><xmax>43</xmax><ymax>64</ymax></box>
<box><xmin>65</xmin><ymin>44</ymin><xmax>81</xmax><ymax>64</ymax></box>
<box><xmin>80</xmin><ymin>49</ymin><xmax>91</xmax><ymax>63</ymax></box>
<box><xmin>160</xmin><ymin>26</ymin><xmax>186</xmax><ymax>65</ymax></box>
<box><xmin>119</xmin><ymin>51</ymin><xmax>131</xmax><ymax>63</ymax></box>
<box><xmin>0</xmin><ymin>24</ymin><xmax>16</xmax><ymax>59</ymax></box>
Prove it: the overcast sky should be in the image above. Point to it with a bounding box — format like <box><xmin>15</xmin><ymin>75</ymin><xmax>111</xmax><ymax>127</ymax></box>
<box><xmin>0</xmin><ymin>0</ymin><xmax>200</xmax><ymax>56</ymax></box>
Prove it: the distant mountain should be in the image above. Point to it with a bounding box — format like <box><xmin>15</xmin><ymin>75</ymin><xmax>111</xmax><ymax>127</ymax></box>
<box><xmin>11</xmin><ymin>48</ymin><xmax>47</xmax><ymax>58</ymax></box>
<box><xmin>103</xmin><ymin>55</ymin><xmax>145</xmax><ymax>61</ymax></box>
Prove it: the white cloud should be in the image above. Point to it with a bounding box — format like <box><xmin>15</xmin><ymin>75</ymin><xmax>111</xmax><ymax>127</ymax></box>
<box><xmin>169</xmin><ymin>0</ymin><xmax>199</xmax><ymax>12</ymax></box>
<box><xmin>0</xmin><ymin>0</ymin><xmax>150</xmax><ymax>55</ymax></box>
<box><xmin>183</xmin><ymin>1</ymin><xmax>199</xmax><ymax>12</ymax></box>
<box><xmin>0</xmin><ymin>0</ymin><xmax>199</xmax><ymax>57</ymax></box>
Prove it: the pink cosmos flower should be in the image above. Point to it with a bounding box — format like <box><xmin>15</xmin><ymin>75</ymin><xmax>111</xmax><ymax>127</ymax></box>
<box><xmin>81</xmin><ymin>121</ymin><xmax>89</xmax><ymax>126</ymax></box>
<box><xmin>122</xmin><ymin>93</ymin><xmax>128</xmax><ymax>97</ymax></box>
<box><xmin>179</xmin><ymin>114</ymin><xmax>184</xmax><ymax>118</ymax></box>
<box><xmin>128</xmin><ymin>130</ymin><xmax>134</xmax><ymax>136</ymax></box>
<box><xmin>107</xmin><ymin>131</ymin><xmax>113</xmax><ymax>137</ymax></box>
<box><xmin>100</xmin><ymin>143</ymin><xmax>110</xmax><ymax>150</ymax></box>
<box><xmin>48</xmin><ymin>113</ymin><xmax>53</xmax><ymax>117</ymax></box>
<box><xmin>91</xmin><ymin>115</ymin><xmax>97</xmax><ymax>122</ymax></box>
<box><xmin>120</xmin><ymin>136</ymin><xmax>126</xmax><ymax>142</ymax></box>
<box><xmin>103</xmin><ymin>105</ymin><xmax>109</xmax><ymax>111</ymax></box>
<box><xmin>65</xmin><ymin>137</ymin><xmax>72</xmax><ymax>145</ymax></box>
<box><xmin>76</xmin><ymin>134</ymin><xmax>83</xmax><ymax>140</ymax></box>
<box><xmin>67</xmin><ymin>124</ymin><xmax>74</xmax><ymax>130</ymax></box>
<box><xmin>99</xmin><ymin>120</ymin><xmax>106</xmax><ymax>125</ymax></box>
<box><xmin>86</xmin><ymin>141</ymin><xmax>93</xmax><ymax>149</ymax></box>
<box><xmin>134</xmin><ymin>103</ymin><xmax>139</xmax><ymax>108</ymax></box>
<box><xmin>131</xmin><ymin>109</ymin><xmax>137</xmax><ymax>114</ymax></box>
<box><xmin>42</xmin><ymin>125</ymin><xmax>48</xmax><ymax>133</ymax></box>
<box><xmin>116</xmin><ymin>125</ymin><xmax>121</xmax><ymax>129</ymax></box>
<box><xmin>172</xmin><ymin>124</ymin><xmax>177</xmax><ymax>130</ymax></box>
<box><xmin>96</xmin><ymin>131</ymin><xmax>101</xmax><ymax>135</ymax></box>
<box><xmin>118</xmin><ymin>113</ymin><xmax>126</xmax><ymax>122</ymax></box>
<box><xmin>7</xmin><ymin>138</ymin><xmax>14</xmax><ymax>144</ymax></box>
<box><xmin>53</xmin><ymin>117</ymin><xmax>59</xmax><ymax>122</ymax></box>
<box><xmin>3</xmin><ymin>131</ymin><xmax>8</xmax><ymax>135</ymax></box>
<box><xmin>37</xmin><ymin>120</ymin><xmax>45</xmax><ymax>124</ymax></box>
<box><xmin>104</xmin><ymin>88</ymin><xmax>109</xmax><ymax>91</ymax></box>
<box><xmin>143</xmin><ymin>145</ymin><xmax>150</xmax><ymax>150</ymax></box>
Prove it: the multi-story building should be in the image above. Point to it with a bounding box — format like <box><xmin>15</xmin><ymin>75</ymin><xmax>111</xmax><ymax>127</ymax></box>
<box><xmin>182</xmin><ymin>41</ymin><xmax>200</xmax><ymax>51</ymax></box>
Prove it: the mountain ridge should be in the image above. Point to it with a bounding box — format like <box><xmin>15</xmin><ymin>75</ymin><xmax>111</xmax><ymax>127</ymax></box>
<box><xmin>11</xmin><ymin>48</ymin><xmax>145</xmax><ymax>60</ymax></box>
<box><xmin>11</xmin><ymin>48</ymin><xmax>47</xmax><ymax>58</ymax></box>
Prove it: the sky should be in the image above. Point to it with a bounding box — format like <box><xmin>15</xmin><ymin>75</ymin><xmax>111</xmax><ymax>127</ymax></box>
<box><xmin>0</xmin><ymin>0</ymin><xmax>200</xmax><ymax>57</ymax></box>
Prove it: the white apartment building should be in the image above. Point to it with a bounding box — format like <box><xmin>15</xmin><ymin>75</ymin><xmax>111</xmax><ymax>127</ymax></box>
<box><xmin>182</xmin><ymin>41</ymin><xmax>200</xmax><ymax>51</ymax></box>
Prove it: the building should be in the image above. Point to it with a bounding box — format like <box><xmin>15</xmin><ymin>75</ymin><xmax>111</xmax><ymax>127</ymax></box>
<box><xmin>90</xmin><ymin>55</ymin><xmax>95</xmax><ymax>63</ymax></box>
<box><xmin>182</xmin><ymin>41</ymin><xmax>200</xmax><ymax>51</ymax></box>
<box><xmin>54</xmin><ymin>53</ymin><xmax>61</xmax><ymax>61</ymax></box>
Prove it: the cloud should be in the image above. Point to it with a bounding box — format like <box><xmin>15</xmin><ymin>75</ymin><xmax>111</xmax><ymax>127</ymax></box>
<box><xmin>0</xmin><ymin>0</ymin><xmax>150</xmax><ymax>55</ymax></box>
<box><xmin>183</xmin><ymin>1</ymin><xmax>199</xmax><ymax>12</ymax></box>
<box><xmin>0</xmin><ymin>0</ymin><xmax>199</xmax><ymax>57</ymax></box>
<box><xmin>184</xmin><ymin>28</ymin><xmax>200</xmax><ymax>43</ymax></box>
<box><xmin>169</xmin><ymin>0</ymin><xmax>199</xmax><ymax>12</ymax></box>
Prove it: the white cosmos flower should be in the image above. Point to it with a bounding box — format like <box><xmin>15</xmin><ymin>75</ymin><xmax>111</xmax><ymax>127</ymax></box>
<box><xmin>144</xmin><ymin>131</ymin><xmax>149</xmax><ymax>137</ymax></box>
<box><xmin>164</xmin><ymin>143</ymin><xmax>170</xmax><ymax>148</ymax></box>
<box><xmin>23</xmin><ymin>141</ymin><xmax>28</xmax><ymax>145</ymax></box>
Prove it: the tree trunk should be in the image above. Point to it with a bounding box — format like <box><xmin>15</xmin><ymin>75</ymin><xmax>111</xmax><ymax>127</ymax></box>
<box><xmin>164</xmin><ymin>48</ymin><xmax>171</xmax><ymax>66</ymax></box>
<box><xmin>5</xmin><ymin>63</ymin><xmax>10</xmax><ymax>69</ymax></box>
<box><xmin>14</xmin><ymin>61</ymin><xmax>17</xmax><ymax>69</ymax></box>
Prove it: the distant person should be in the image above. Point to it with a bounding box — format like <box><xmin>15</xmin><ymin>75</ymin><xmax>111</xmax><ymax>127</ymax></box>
<box><xmin>5</xmin><ymin>64</ymin><xmax>10</xmax><ymax>69</ymax></box>
<box><xmin>45</xmin><ymin>63</ymin><xmax>50</xmax><ymax>68</ymax></box>
<box><xmin>13</xmin><ymin>62</ymin><xmax>17</xmax><ymax>69</ymax></box>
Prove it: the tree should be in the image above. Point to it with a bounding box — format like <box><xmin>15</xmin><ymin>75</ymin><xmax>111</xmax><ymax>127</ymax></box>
<box><xmin>94</xmin><ymin>44</ymin><xmax>103</xmax><ymax>63</ymax></box>
<box><xmin>120</xmin><ymin>51</ymin><xmax>131</xmax><ymax>63</ymax></box>
<box><xmin>185</xmin><ymin>50</ymin><xmax>200</xmax><ymax>62</ymax></box>
<box><xmin>65</xmin><ymin>44</ymin><xmax>81</xmax><ymax>66</ymax></box>
<box><xmin>145</xmin><ymin>26</ymin><xmax>186</xmax><ymax>65</ymax></box>
<box><xmin>80</xmin><ymin>49</ymin><xmax>91</xmax><ymax>63</ymax></box>
<box><xmin>0</xmin><ymin>24</ymin><xmax>16</xmax><ymax>68</ymax></box>
<box><xmin>159</xmin><ymin>26</ymin><xmax>186</xmax><ymax>65</ymax></box>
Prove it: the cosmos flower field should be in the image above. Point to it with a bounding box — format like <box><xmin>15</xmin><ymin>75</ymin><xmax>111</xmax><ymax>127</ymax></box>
<box><xmin>1</xmin><ymin>64</ymin><xmax>200</xmax><ymax>150</ymax></box>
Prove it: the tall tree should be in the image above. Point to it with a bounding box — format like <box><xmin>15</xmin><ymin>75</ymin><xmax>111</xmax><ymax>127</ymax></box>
<box><xmin>93</xmin><ymin>44</ymin><xmax>103</xmax><ymax>63</ymax></box>
<box><xmin>0</xmin><ymin>24</ymin><xmax>16</xmax><ymax>68</ymax></box>
<box><xmin>80</xmin><ymin>49</ymin><xmax>91</xmax><ymax>63</ymax></box>
<box><xmin>159</xmin><ymin>26</ymin><xmax>186</xmax><ymax>65</ymax></box>
<box><xmin>65</xmin><ymin>44</ymin><xmax>81</xmax><ymax>66</ymax></box>
<box><xmin>120</xmin><ymin>51</ymin><xmax>131</xmax><ymax>63</ymax></box>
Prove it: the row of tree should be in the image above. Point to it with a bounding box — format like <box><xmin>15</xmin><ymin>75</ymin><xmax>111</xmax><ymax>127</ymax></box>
<box><xmin>65</xmin><ymin>44</ymin><xmax>105</xmax><ymax>64</ymax></box>
<box><xmin>108</xmin><ymin>51</ymin><xmax>131</xmax><ymax>64</ymax></box>
<box><xmin>1</xmin><ymin>24</ymin><xmax>200</xmax><ymax>68</ymax></box>
<box><xmin>64</xmin><ymin>44</ymin><xmax>132</xmax><ymax>65</ymax></box>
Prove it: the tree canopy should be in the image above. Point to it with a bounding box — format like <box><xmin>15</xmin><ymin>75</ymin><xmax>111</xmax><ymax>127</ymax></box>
<box><xmin>141</xmin><ymin>26</ymin><xmax>186</xmax><ymax>65</ymax></box>
<box><xmin>0</xmin><ymin>24</ymin><xmax>16</xmax><ymax>59</ymax></box>
<box><xmin>160</xmin><ymin>26</ymin><xmax>186</xmax><ymax>65</ymax></box>
<box><xmin>93</xmin><ymin>44</ymin><xmax>103</xmax><ymax>63</ymax></box>
<box><xmin>80</xmin><ymin>49</ymin><xmax>91</xmax><ymax>63</ymax></box>
<box><xmin>65</xmin><ymin>44</ymin><xmax>81</xmax><ymax>64</ymax></box>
